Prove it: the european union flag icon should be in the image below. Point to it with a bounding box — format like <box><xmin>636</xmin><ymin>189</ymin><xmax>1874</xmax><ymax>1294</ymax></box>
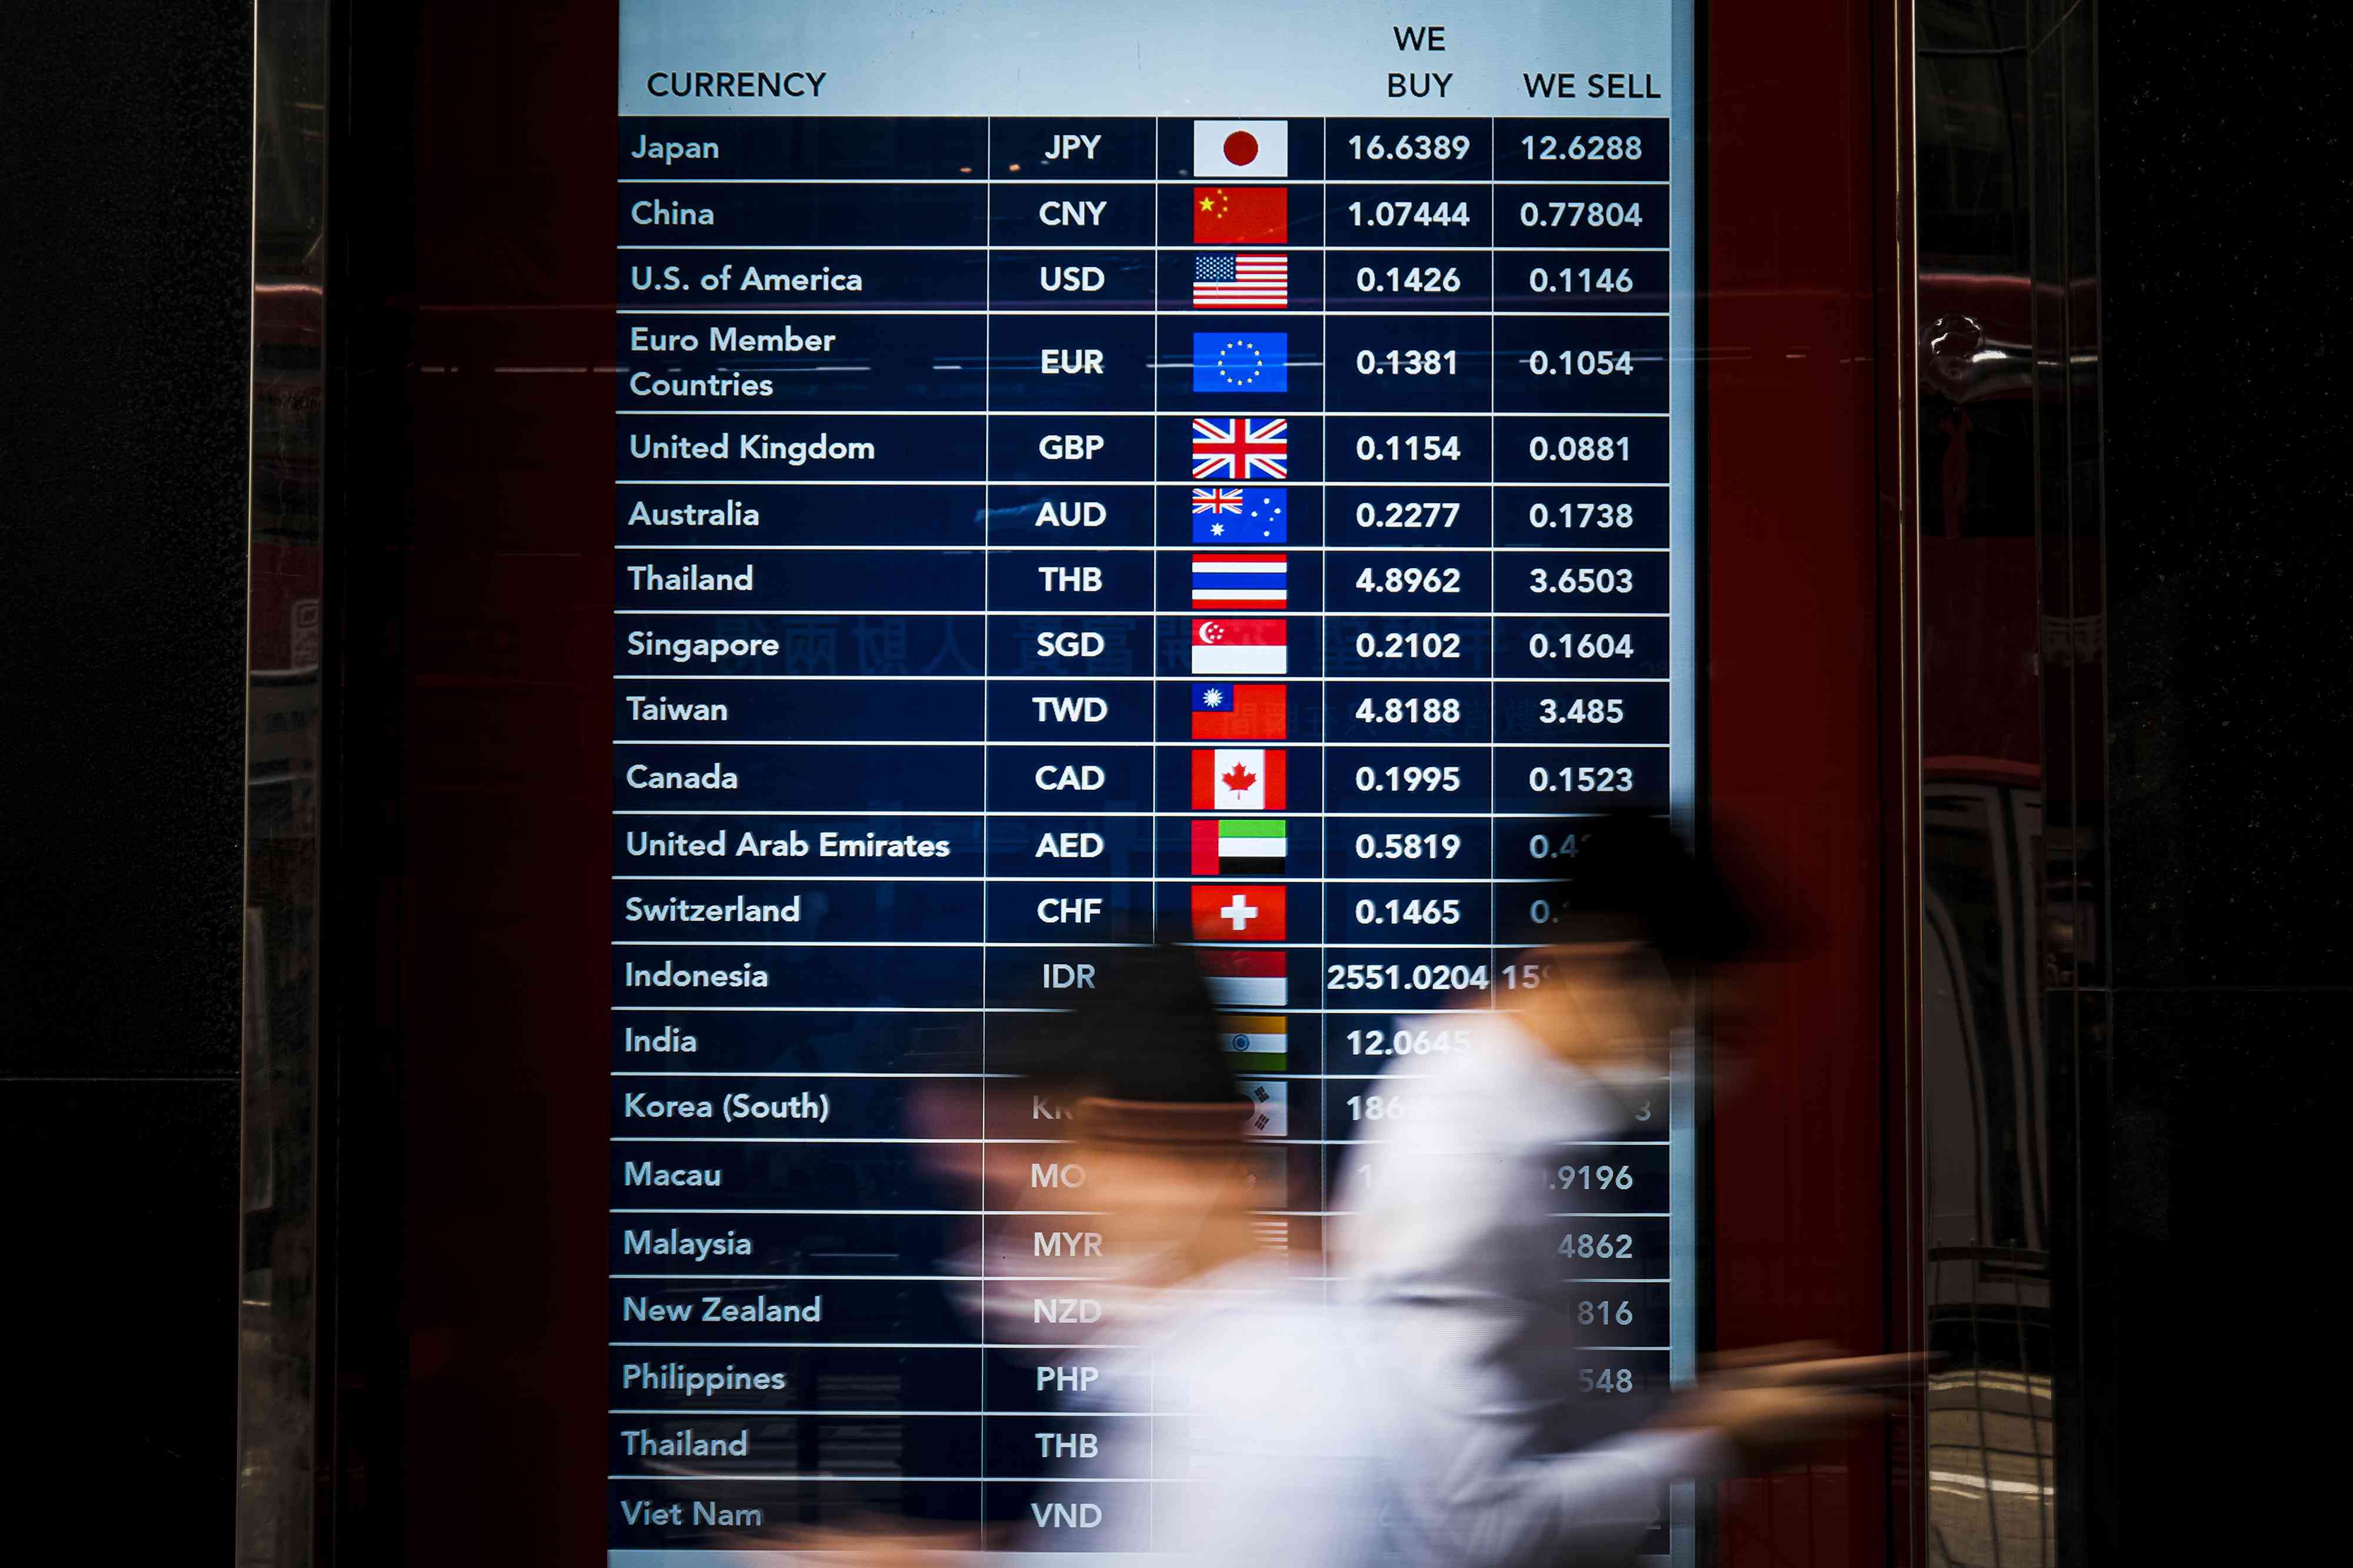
<box><xmin>1191</xmin><ymin>486</ymin><xmax>1288</xmax><ymax>543</ymax></box>
<box><xmin>1194</xmin><ymin>332</ymin><xmax>1288</xmax><ymax>393</ymax></box>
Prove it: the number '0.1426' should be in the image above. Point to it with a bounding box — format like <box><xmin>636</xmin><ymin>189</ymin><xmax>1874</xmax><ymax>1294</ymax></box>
<box><xmin>1355</xmin><ymin>265</ymin><xmax>1460</xmax><ymax>294</ymax></box>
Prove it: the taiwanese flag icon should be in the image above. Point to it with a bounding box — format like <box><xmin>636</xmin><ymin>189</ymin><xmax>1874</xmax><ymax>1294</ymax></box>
<box><xmin>1191</xmin><ymin>817</ymin><xmax>1288</xmax><ymax>875</ymax></box>
<box><xmin>1192</xmin><ymin>883</ymin><xmax>1287</xmax><ymax>942</ymax></box>
<box><xmin>1191</xmin><ymin>747</ymin><xmax>1286</xmax><ymax>810</ymax></box>
<box><xmin>1191</xmin><ymin>486</ymin><xmax>1288</xmax><ymax>544</ymax></box>
<box><xmin>1195</xmin><ymin>186</ymin><xmax>1288</xmax><ymax>245</ymax></box>
<box><xmin>1191</xmin><ymin>682</ymin><xmax>1287</xmax><ymax>739</ymax></box>
<box><xmin>1195</xmin><ymin>120</ymin><xmax>1289</xmax><ymax>178</ymax></box>
<box><xmin>1192</xmin><ymin>618</ymin><xmax>1287</xmax><ymax>675</ymax></box>
<box><xmin>1201</xmin><ymin>949</ymin><xmax>1287</xmax><ymax>1008</ymax></box>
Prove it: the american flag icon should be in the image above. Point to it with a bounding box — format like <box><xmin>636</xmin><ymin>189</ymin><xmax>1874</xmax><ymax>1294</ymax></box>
<box><xmin>1194</xmin><ymin>252</ymin><xmax>1288</xmax><ymax>309</ymax></box>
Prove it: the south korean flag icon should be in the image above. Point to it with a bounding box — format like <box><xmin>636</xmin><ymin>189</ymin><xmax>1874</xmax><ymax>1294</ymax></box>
<box><xmin>1195</xmin><ymin>120</ymin><xmax>1288</xmax><ymax>179</ymax></box>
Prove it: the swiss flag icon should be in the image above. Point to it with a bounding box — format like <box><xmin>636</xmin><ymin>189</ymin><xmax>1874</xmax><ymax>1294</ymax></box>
<box><xmin>1191</xmin><ymin>885</ymin><xmax>1287</xmax><ymax>941</ymax></box>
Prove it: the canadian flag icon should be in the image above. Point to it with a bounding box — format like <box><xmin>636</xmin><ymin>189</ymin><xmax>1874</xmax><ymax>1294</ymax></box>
<box><xmin>1191</xmin><ymin>885</ymin><xmax>1286</xmax><ymax>941</ymax></box>
<box><xmin>1191</xmin><ymin>748</ymin><xmax>1286</xmax><ymax>810</ymax></box>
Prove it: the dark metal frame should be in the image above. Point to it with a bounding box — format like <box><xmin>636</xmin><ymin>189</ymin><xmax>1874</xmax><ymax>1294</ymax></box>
<box><xmin>236</xmin><ymin>0</ymin><xmax>332</xmax><ymax>1560</ymax></box>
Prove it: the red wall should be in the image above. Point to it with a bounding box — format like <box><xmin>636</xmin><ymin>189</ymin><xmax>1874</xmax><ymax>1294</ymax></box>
<box><xmin>389</xmin><ymin>6</ymin><xmax>616</xmax><ymax>1561</ymax></box>
<box><xmin>1706</xmin><ymin>1</ymin><xmax>1910</xmax><ymax>1564</ymax></box>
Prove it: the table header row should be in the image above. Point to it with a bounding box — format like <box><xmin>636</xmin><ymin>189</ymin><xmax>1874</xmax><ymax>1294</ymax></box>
<box><xmin>621</xmin><ymin>0</ymin><xmax>1677</xmax><ymax>119</ymax></box>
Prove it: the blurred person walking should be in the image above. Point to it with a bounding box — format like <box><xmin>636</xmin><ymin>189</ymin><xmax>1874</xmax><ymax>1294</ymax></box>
<box><xmin>786</xmin><ymin>946</ymin><xmax>1405</xmax><ymax>1566</ymax></box>
<box><xmin>1335</xmin><ymin>812</ymin><xmax>1901</xmax><ymax>1567</ymax></box>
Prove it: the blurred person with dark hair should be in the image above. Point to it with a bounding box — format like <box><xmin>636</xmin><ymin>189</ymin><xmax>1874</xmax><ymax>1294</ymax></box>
<box><xmin>1001</xmin><ymin>945</ymin><xmax>1395</xmax><ymax>1563</ymax></box>
<box><xmin>1334</xmin><ymin>812</ymin><xmax>1899</xmax><ymax>1568</ymax></box>
<box><xmin>788</xmin><ymin>945</ymin><xmax>1400</xmax><ymax>1566</ymax></box>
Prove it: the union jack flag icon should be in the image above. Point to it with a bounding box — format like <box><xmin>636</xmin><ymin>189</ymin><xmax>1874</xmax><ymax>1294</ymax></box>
<box><xmin>1191</xmin><ymin>417</ymin><xmax>1288</xmax><ymax>481</ymax></box>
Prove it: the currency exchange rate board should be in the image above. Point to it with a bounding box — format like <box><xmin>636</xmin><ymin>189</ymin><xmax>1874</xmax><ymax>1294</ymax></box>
<box><xmin>610</xmin><ymin>2</ymin><xmax>1696</xmax><ymax>1555</ymax></box>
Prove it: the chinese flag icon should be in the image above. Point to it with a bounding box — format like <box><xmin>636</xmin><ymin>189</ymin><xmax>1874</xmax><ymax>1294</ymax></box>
<box><xmin>1194</xmin><ymin>186</ymin><xmax>1288</xmax><ymax>245</ymax></box>
<box><xmin>1191</xmin><ymin>884</ymin><xmax>1287</xmax><ymax>941</ymax></box>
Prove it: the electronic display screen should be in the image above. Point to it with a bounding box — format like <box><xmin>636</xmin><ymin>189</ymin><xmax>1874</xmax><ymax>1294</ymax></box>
<box><xmin>608</xmin><ymin>2</ymin><xmax>1696</xmax><ymax>1556</ymax></box>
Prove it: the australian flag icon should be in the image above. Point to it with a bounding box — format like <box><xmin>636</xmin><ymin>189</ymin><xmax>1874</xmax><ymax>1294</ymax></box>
<box><xmin>1191</xmin><ymin>486</ymin><xmax>1288</xmax><ymax>543</ymax></box>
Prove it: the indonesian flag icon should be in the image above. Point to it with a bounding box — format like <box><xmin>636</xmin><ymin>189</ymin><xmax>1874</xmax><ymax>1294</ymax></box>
<box><xmin>1191</xmin><ymin>884</ymin><xmax>1286</xmax><ymax>941</ymax></box>
<box><xmin>1192</xmin><ymin>748</ymin><xmax>1285</xmax><ymax>810</ymax></box>
<box><xmin>1201</xmin><ymin>949</ymin><xmax>1286</xmax><ymax>1008</ymax></box>
<box><xmin>1195</xmin><ymin>120</ymin><xmax>1289</xmax><ymax>178</ymax></box>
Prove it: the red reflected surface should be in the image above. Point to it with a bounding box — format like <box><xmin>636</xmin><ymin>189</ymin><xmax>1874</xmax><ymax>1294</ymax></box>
<box><xmin>1705</xmin><ymin>1</ymin><xmax>1908</xmax><ymax>1566</ymax></box>
<box><xmin>378</xmin><ymin>4</ymin><xmax>615</xmax><ymax>1562</ymax></box>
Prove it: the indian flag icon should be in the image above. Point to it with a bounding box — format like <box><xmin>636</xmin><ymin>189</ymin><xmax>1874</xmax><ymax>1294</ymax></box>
<box><xmin>1218</xmin><ymin>1014</ymin><xmax>1288</xmax><ymax>1071</ymax></box>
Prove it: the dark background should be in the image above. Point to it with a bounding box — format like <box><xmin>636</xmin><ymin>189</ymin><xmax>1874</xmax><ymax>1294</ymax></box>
<box><xmin>2</xmin><ymin>0</ymin><xmax>2344</xmax><ymax>1559</ymax></box>
<box><xmin>0</xmin><ymin>0</ymin><xmax>253</xmax><ymax>1551</ymax></box>
<box><xmin>2085</xmin><ymin>4</ymin><xmax>2351</xmax><ymax>1556</ymax></box>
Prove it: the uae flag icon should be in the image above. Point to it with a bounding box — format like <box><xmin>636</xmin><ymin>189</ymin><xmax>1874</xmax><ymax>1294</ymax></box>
<box><xmin>1192</xmin><ymin>817</ymin><xmax>1288</xmax><ymax>875</ymax></box>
